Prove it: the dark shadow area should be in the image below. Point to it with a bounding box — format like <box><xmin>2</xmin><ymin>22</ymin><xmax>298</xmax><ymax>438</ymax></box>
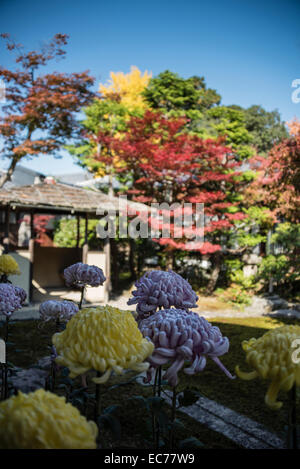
<box><xmin>1</xmin><ymin>315</ymin><xmax>299</xmax><ymax>447</ymax></box>
<box><xmin>177</xmin><ymin>316</ymin><xmax>300</xmax><ymax>440</ymax></box>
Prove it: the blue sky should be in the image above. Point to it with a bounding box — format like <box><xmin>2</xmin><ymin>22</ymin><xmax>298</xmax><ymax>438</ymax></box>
<box><xmin>0</xmin><ymin>0</ymin><xmax>299</xmax><ymax>175</ymax></box>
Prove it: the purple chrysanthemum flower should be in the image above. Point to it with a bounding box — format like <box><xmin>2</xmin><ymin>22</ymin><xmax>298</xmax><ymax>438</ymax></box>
<box><xmin>0</xmin><ymin>283</ymin><xmax>22</xmax><ymax>317</ymax></box>
<box><xmin>139</xmin><ymin>308</ymin><xmax>234</xmax><ymax>387</ymax></box>
<box><xmin>39</xmin><ymin>300</ymin><xmax>79</xmax><ymax>322</ymax></box>
<box><xmin>128</xmin><ymin>270</ymin><xmax>198</xmax><ymax>319</ymax></box>
<box><xmin>63</xmin><ymin>263</ymin><xmax>106</xmax><ymax>288</ymax></box>
<box><xmin>13</xmin><ymin>286</ymin><xmax>27</xmax><ymax>305</ymax></box>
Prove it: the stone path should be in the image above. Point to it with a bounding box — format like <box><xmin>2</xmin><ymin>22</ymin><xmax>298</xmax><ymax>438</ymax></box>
<box><xmin>135</xmin><ymin>374</ymin><xmax>285</xmax><ymax>449</ymax></box>
<box><xmin>164</xmin><ymin>392</ymin><xmax>285</xmax><ymax>449</ymax></box>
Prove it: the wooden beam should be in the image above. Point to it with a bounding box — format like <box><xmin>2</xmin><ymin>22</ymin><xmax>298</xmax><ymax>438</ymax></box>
<box><xmin>3</xmin><ymin>206</ymin><xmax>10</xmax><ymax>254</ymax></box>
<box><xmin>0</xmin><ymin>204</ymin><xmax>99</xmax><ymax>217</ymax></box>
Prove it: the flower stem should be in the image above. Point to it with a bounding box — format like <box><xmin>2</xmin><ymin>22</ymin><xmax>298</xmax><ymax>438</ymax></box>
<box><xmin>152</xmin><ymin>368</ymin><xmax>158</xmax><ymax>447</ymax></box>
<box><xmin>169</xmin><ymin>386</ymin><xmax>177</xmax><ymax>450</ymax></box>
<box><xmin>287</xmin><ymin>384</ymin><xmax>298</xmax><ymax>449</ymax></box>
<box><xmin>5</xmin><ymin>316</ymin><xmax>9</xmax><ymax>343</ymax></box>
<box><xmin>94</xmin><ymin>372</ymin><xmax>101</xmax><ymax>422</ymax></box>
<box><xmin>153</xmin><ymin>366</ymin><xmax>162</xmax><ymax>449</ymax></box>
<box><xmin>0</xmin><ymin>363</ymin><xmax>8</xmax><ymax>400</ymax></box>
<box><xmin>55</xmin><ymin>318</ymin><xmax>60</xmax><ymax>333</ymax></box>
<box><xmin>81</xmin><ymin>372</ymin><xmax>88</xmax><ymax>388</ymax></box>
<box><xmin>157</xmin><ymin>366</ymin><xmax>162</xmax><ymax>397</ymax></box>
<box><xmin>79</xmin><ymin>287</ymin><xmax>85</xmax><ymax>309</ymax></box>
<box><xmin>47</xmin><ymin>320</ymin><xmax>61</xmax><ymax>392</ymax></box>
<box><xmin>50</xmin><ymin>361</ymin><xmax>55</xmax><ymax>392</ymax></box>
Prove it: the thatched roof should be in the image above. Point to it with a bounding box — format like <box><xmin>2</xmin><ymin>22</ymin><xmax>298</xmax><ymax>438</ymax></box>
<box><xmin>0</xmin><ymin>182</ymin><xmax>149</xmax><ymax>215</ymax></box>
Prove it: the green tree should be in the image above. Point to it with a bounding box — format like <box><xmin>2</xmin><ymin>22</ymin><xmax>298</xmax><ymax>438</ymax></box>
<box><xmin>226</xmin><ymin>206</ymin><xmax>275</xmax><ymax>252</ymax></box>
<box><xmin>67</xmin><ymin>99</ymin><xmax>130</xmax><ymax>176</ymax></box>
<box><xmin>194</xmin><ymin>104</ymin><xmax>287</xmax><ymax>161</ymax></box>
<box><xmin>53</xmin><ymin>218</ymin><xmax>100</xmax><ymax>249</ymax></box>
<box><xmin>142</xmin><ymin>70</ymin><xmax>221</xmax><ymax>119</ymax></box>
<box><xmin>242</xmin><ymin>105</ymin><xmax>288</xmax><ymax>154</ymax></box>
<box><xmin>143</xmin><ymin>74</ymin><xmax>255</xmax><ymax>160</ymax></box>
<box><xmin>258</xmin><ymin>223</ymin><xmax>300</xmax><ymax>295</ymax></box>
<box><xmin>204</xmin><ymin>106</ymin><xmax>255</xmax><ymax>159</ymax></box>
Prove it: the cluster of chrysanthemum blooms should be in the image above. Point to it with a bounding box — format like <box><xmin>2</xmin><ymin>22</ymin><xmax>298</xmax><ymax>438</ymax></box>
<box><xmin>0</xmin><ymin>255</ymin><xmax>27</xmax><ymax>316</ymax></box>
<box><xmin>0</xmin><ymin>263</ymin><xmax>233</xmax><ymax>448</ymax></box>
<box><xmin>0</xmin><ymin>260</ymin><xmax>107</xmax><ymax>448</ymax></box>
<box><xmin>48</xmin><ymin>267</ymin><xmax>234</xmax><ymax>388</ymax></box>
<box><xmin>1</xmin><ymin>259</ymin><xmax>300</xmax><ymax>448</ymax></box>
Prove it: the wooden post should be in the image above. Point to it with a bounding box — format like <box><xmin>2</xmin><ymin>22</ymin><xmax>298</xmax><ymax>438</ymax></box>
<box><xmin>106</xmin><ymin>170</ymin><xmax>113</xmax><ymax>297</ymax></box>
<box><xmin>129</xmin><ymin>238</ymin><xmax>136</xmax><ymax>280</ymax></box>
<box><xmin>16</xmin><ymin>210</ymin><xmax>20</xmax><ymax>248</ymax></box>
<box><xmin>80</xmin><ymin>213</ymin><xmax>89</xmax><ymax>307</ymax></box>
<box><xmin>76</xmin><ymin>215</ymin><xmax>80</xmax><ymax>248</ymax></box>
<box><xmin>104</xmin><ymin>237</ymin><xmax>111</xmax><ymax>301</ymax></box>
<box><xmin>29</xmin><ymin>210</ymin><xmax>34</xmax><ymax>303</ymax></box>
<box><xmin>3</xmin><ymin>206</ymin><xmax>10</xmax><ymax>254</ymax></box>
<box><xmin>82</xmin><ymin>213</ymin><xmax>88</xmax><ymax>264</ymax></box>
<box><xmin>84</xmin><ymin>213</ymin><xmax>88</xmax><ymax>245</ymax></box>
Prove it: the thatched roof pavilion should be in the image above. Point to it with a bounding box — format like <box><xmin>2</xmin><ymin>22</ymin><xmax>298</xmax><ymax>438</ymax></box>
<box><xmin>0</xmin><ymin>181</ymin><xmax>147</xmax><ymax>215</ymax></box>
<box><xmin>0</xmin><ymin>181</ymin><xmax>150</xmax><ymax>302</ymax></box>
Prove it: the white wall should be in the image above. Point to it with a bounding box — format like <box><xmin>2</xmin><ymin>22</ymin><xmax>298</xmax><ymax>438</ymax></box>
<box><xmin>84</xmin><ymin>251</ymin><xmax>108</xmax><ymax>304</ymax></box>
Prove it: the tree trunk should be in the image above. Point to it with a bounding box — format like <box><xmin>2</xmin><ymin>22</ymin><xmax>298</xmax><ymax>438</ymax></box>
<box><xmin>129</xmin><ymin>239</ymin><xmax>136</xmax><ymax>280</ymax></box>
<box><xmin>206</xmin><ymin>252</ymin><xmax>222</xmax><ymax>295</ymax></box>
<box><xmin>0</xmin><ymin>158</ymin><xmax>18</xmax><ymax>188</ymax></box>
<box><xmin>110</xmin><ymin>238</ymin><xmax>119</xmax><ymax>289</ymax></box>
<box><xmin>108</xmin><ymin>171</ymin><xmax>113</xmax><ymax>197</ymax></box>
<box><xmin>165</xmin><ymin>252</ymin><xmax>174</xmax><ymax>271</ymax></box>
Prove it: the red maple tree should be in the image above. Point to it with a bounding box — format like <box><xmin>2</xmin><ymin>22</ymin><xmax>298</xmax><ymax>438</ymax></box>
<box><xmin>94</xmin><ymin>111</ymin><xmax>247</xmax><ymax>287</ymax></box>
<box><xmin>0</xmin><ymin>33</ymin><xmax>95</xmax><ymax>187</ymax></box>
<box><xmin>248</xmin><ymin>131</ymin><xmax>300</xmax><ymax>223</ymax></box>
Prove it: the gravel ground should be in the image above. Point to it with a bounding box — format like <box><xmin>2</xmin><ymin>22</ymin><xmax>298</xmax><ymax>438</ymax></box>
<box><xmin>0</xmin><ymin>293</ymin><xmax>135</xmax><ymax>322</ymax></box>
<box><xmin>1</xmin><ymin>291</ymin><xmax>299</xmax><ymax>322</ymax></box>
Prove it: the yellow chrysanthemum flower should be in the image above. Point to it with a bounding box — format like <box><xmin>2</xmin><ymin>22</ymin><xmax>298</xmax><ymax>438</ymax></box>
<box><xmin>0</xmin><ymin>254</ymin><xmax>20</xmax><ymax>276</ymax></box>
<box><xmin>0</xmin><ymin>389</ymin><xmax>98</xmax><ymax>449</ymax></box>
<box><xmin>235</xmin><ymin>325</ymin><xmax>300</xmax><ymax>410</ymax></box>
<box><xmin>52</xmin><ymin>305</ymin><xmax>154</xmax><ymax>384</ymax></box>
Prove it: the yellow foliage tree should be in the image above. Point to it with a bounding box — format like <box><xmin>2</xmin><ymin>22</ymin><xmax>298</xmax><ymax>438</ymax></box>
<box><xmin>99</xmin><ymin>66</ymin><xmax>152</xmax><ymax>111</ymax></box>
